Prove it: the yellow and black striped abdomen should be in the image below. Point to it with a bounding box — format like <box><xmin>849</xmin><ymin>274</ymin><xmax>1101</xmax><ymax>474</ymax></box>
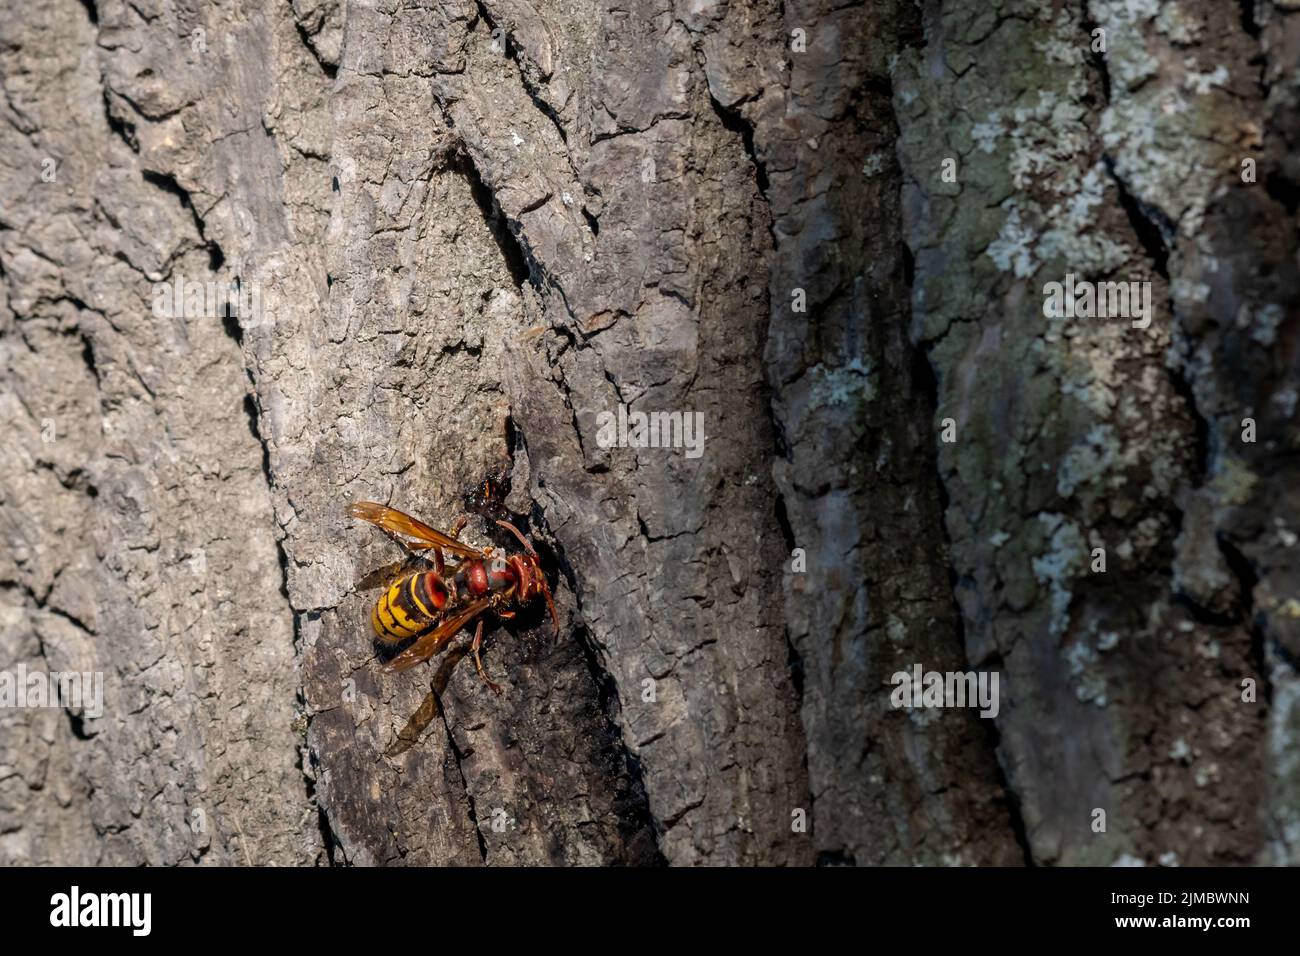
<box><xmin>372</xmin><ymin>572</ymin><xmax>443</xmax><ymax>643</ymax></box>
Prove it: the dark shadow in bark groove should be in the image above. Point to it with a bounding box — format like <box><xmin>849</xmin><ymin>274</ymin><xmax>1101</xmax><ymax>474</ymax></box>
<box><xmin>452</xmin><ymin>152</ymin><xmax>531</xmax><ymax>288</ymax></box>
<box><xmin>1218</xmin><ymin>535</ymin><xmax>1276</xmax><ymax>706</ymax></box>
<box><xmin>293</xmin><ymin>18</ymin><xmax>339</xmax><ymax>80</ymax></box>
<box><xmin>976</xmin><ymin>655</ymin><xmax>1035</xmax><ymax>867</ymax></box>
<box><xmin>141</xmin><ymin>170</ymin><xmax>225</xmax><ymax>271</ymax></box>
<box><xmin>911</xmin><ymin>341</ymin><xmax>1034</xmax><ymax>867</ymax></box>
<box><xmin>511</xmin><ymin>432</ymin><xmax>666</xmax><ymax>865</ymax></box>
<box><xmin>439</xmin><ymin>698</ymin><xmax>490</xmax><ymax>864</ymax></box>
<box><xmin>301</xmin><ymin>743</ymin><xmax>340</xmax><ymax>865</ymax></box>
<box><xmin>473</xmin><ymin>0</ymin><xmax>569</xmax><ymax>149</ymax></box>
<box><xmin>1103</xmin><ymin>158</ymin><xmax>1171</xmax><ymax>278</ymax></box>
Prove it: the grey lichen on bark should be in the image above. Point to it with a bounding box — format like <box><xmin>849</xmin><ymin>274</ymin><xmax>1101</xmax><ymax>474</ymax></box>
<box><xmin>894</xmin><ymin>0</ymin><xmax>1299</xmax><ymax>864</ymax></box>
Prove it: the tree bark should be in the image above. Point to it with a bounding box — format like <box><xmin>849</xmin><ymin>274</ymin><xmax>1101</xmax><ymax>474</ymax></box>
<box><xmin>0</xmin><ymin>0</ymin><xmax>1295</xmax><ymax>866</ymax></box>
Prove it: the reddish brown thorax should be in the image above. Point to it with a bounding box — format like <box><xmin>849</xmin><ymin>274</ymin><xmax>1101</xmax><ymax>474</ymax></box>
<box><xmin>449</xmin><ymin>556</ymin><xmax>531</xmax><ymax>602</ymax></box>
<box><xmin>462</xmin><ymin>560</ymin><xmax>490</xmax><ymax>598</ymax></box>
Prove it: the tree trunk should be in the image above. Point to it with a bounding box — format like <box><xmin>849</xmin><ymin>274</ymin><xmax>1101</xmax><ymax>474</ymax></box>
<box><xmin>1</xmin><ymin>0</ymin><xmax>1295</xmax><ymax>866</ymax></box>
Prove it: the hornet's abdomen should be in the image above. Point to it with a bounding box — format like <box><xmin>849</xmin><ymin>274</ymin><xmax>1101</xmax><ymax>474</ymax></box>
<box><xmin>372</xmin><ymin>572</ymin><xmax>450</xmax><ymax>644</ymax></box>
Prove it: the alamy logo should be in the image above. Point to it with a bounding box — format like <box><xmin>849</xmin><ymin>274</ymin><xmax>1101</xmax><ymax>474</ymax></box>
<box><xmin>152</xmin><ymin>274</ymin><xmax>265</xmax><ymax>326</ymax></box>
<box><xmin>595</xmin><ymin>404</ymin><xmax>705</xmax><ymax>459</ymax></box>
<box><xmin>889</xmin><ymin>664</ymin><xmax>1000</xmax><ymax>718</ymax></box>
<box><xmin>50</xmin><ymin>886</ymin><xmax>151</xmax><ymax>936</ymax></box>
<box><xmin>0</xmin><ymin>664</ymin><xmax>102</xmax><ymax>719</ymax></box>
<box><xmin>1042</xmin><ymin>273</ymin><xmax>1152</xmax><ymax>329</ymax></box>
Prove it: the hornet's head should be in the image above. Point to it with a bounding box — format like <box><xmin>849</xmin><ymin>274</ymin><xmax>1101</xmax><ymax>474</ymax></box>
<box><xmin>496</xmin><ymin>520</ymin><xmax>560</xmax><ymax>637</ymax></box>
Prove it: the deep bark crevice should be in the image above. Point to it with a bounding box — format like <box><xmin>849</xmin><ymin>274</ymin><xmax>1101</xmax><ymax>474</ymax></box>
<box><xmin>1103</xmin><ymin>159</ymin><xmax>1172</xmax><ymax>279</ymax></box>
<box><xmin>1</xmin><ymin>580</ymin><xmax>99</xmax><ymax>744</ymax></box>
<box><xmin>300</xmin><ymin>743</ymin><xmax>340</xmax><ymax>865</ymax></box>
<box><xmin>439</xmin><ymin>706</ymin><xmax>489</xmax><ymax>863</ymax></box>
<box><xmin>473</xmin><ymin>1</ymin><xmax>570</xmax><ymax>151</ymax></box>
<box><xmin>452</xmin><ymin>151</ymin><xmax>531</xmax><ymax>288</ymax></box>
<box><xmin>1087</xmin><ymin>9</ymin><xmax>1276</xmax><ymax>738</ymax></box>
<box><xmin>706</xmin><ymin>94</ymin><xmax>773</xmax><ymax>245</ymax></box>
<box><xmin>140</xmin><ymin>170</ymin><xmax>225</xmax><ymax>272</ymax></box>
<box><xmin>520</xmin><ymin>443</ymin><xmax>667</xmax><ymax>863</ymax></box>
<box><xmin>911</xmin><ymin>342</ymin><xmax>1035</xmax><ymax>866</ymax></box>
<box><xmin>1218</xmin><ymin>535</ymin><xmax>1273</xmax><ymax>707</ymax></box>
<box><xmin>889</xmin><ymin>6</ymin><xmax>1036</xmax><ymax>861</ymax></box>
<box><xmin>978</xmin><ymin>657</ymin><xmax>1035</xmax><ymax>867</ymax></box>
<box><xmin>293</xmin><ymin>18</ymin><xmax>339</xmax><ymax>80</ymax></box>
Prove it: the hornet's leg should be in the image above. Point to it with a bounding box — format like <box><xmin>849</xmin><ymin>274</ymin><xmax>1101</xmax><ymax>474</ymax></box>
<box><xmin>425</xmin><ymin>518</ymin><xmax>467</xmax><ymax>574</ymax></box>
<box><xmin>471</xmin><ymin>620</ymin><xmax>502</xmax><ymax>695</ymax></box>
<box><xmin>447</xmin><ymin>520</ymin><xmax>496</xmax><ymax>564</ymax></box>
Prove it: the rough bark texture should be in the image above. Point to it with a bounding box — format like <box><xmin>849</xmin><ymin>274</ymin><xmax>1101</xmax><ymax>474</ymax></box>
<box><xmin>1</xmin><ymin>0</ymin><xmax>1295</xmax><ymax>866</ymax></box>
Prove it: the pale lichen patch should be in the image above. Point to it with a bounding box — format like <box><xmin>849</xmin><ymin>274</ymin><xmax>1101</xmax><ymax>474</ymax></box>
<box><xmin>1032</xmin><ymin>513</ymin><xmax>1088</xmax><ymax>635</ymax></box>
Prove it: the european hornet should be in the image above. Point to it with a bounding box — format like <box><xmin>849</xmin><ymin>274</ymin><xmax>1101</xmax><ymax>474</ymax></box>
<box><xmin>347</xmin><ymin>501</ymin><xmax>559</xmax><ymax>695</ymax></box>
